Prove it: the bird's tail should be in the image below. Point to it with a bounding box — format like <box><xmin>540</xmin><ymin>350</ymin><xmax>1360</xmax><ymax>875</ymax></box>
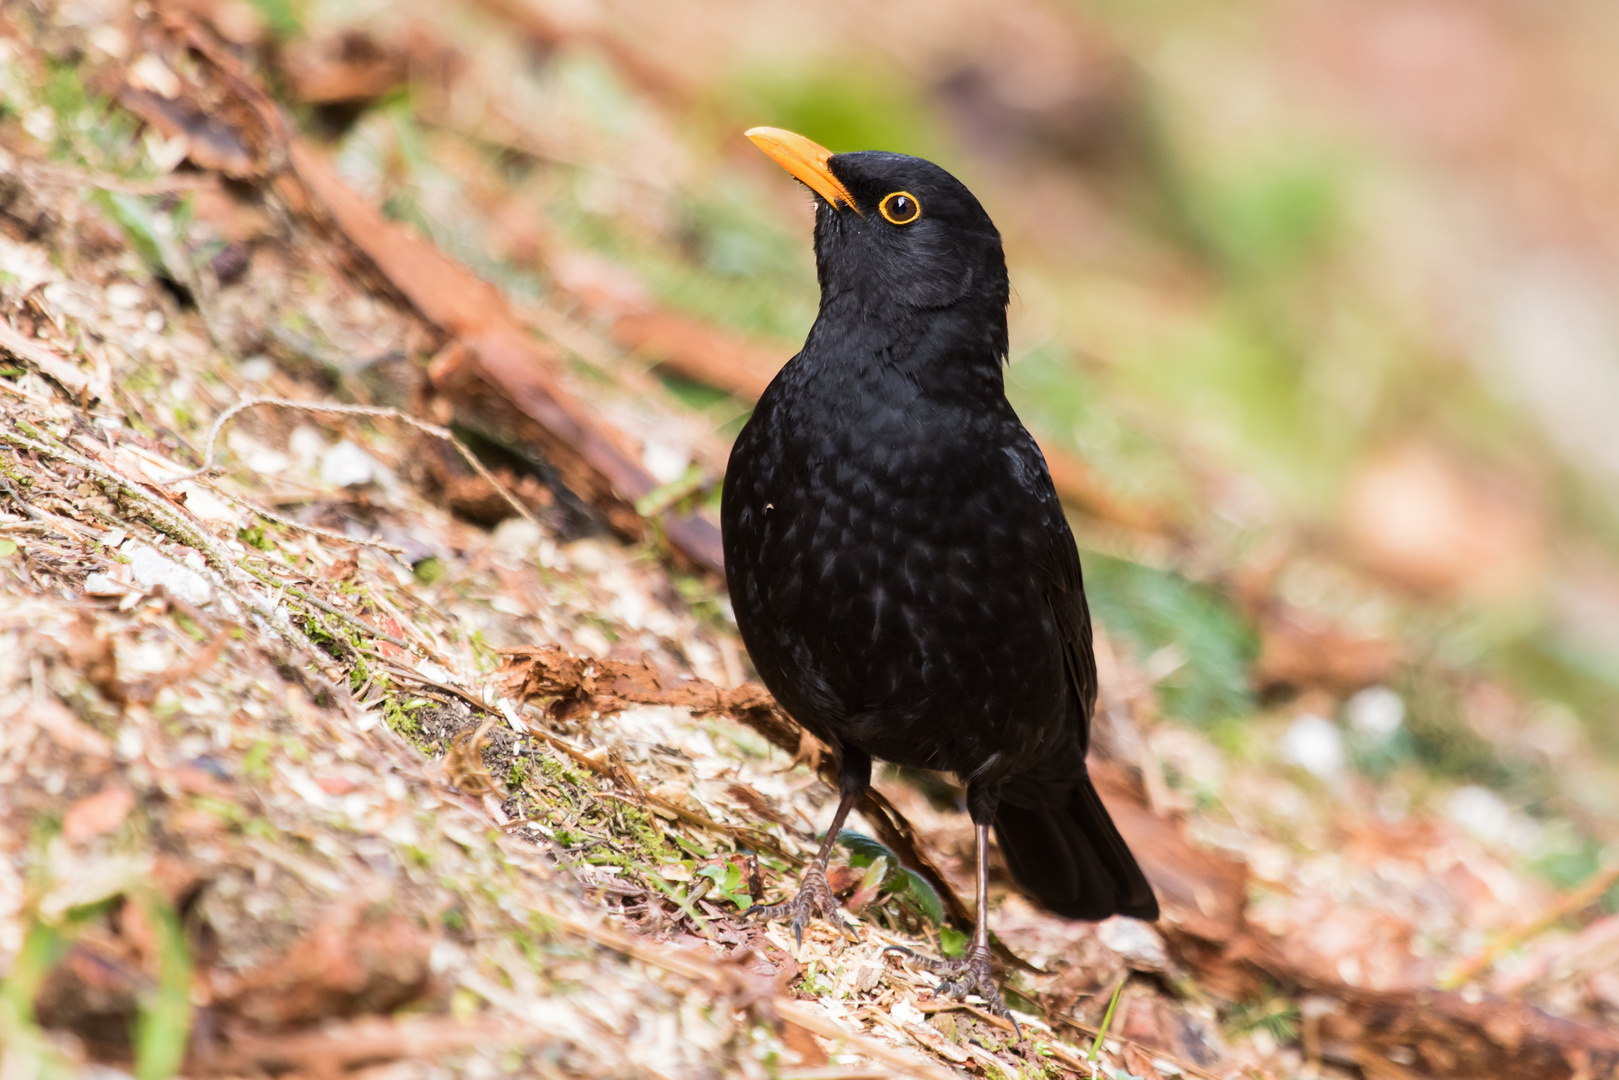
<box><xmin>992</xmin><ymin>771</ymin><xmax>1159</xmax><ymax>921</ymax></box>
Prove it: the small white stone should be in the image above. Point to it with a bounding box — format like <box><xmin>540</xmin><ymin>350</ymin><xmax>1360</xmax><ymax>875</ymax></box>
<box><xmin>491</xmin><ymin>516</ymin><xmax>543</xmax><ymax>559</ymax></box>
<box><xmin>610</xmin><ymin>588</ymin><xmax>647</xmax><ymax>630</ymax></box>
<box><xmin>0</xmin><ymin>236</ymin><xmax>53</xmax><ymax>293</ymax></box>
<box><xmin>642</xmin><ymin>438</ymin><xmax>691</xmax><ymax>484</ymax></box>
<box><xmin>116</xmin><ymin>726</ymin><xmax>143</xmax><ymax>760</ymax></box>
<box><xmin>129</xmin><ymin>53</ymin><xmax>182</xmax><ymax>98</ymax></box>
<box><xmin>489</xmin><ymin>595</ymin><xmax>528</xmax><ymax>616</ymax></box>
<box><xmin>1447</xmin><ymin>785</ymin><xmax>1509</xmax><ymax>841</ymax></box>
<box><xmin>1281</xmin><ymin>713</ymin><xmax>1345</xmax><ymax>778</ymax></box>
<box><xmin>83</xmin><ymin>572</ymin><xmax>133</xmax><ymax>597</ymax></box>
<box><xmin>22</xmin><ymin>107</ymin><xmax>53</xmax><ymax>143</ymax></box>
<box><xmin>143</xmin><ymin>131</ymin><xmax>189</xmax><ymax>173</ymax></box>
<box><xmin>176</xmin><ymin>483</ymin><xmax>241</xmax><ymax>526</ymax></box>
<box><xmin>105</xmin><ymin>283</ymin><xmax>145</xmax><ymax>309</ymax></box>
<box><xmin>1347</xmin><ymin>686</ymin><xmax>1405</xmax><ymax>741</ymax></box>
<box><xmin>246</xmin><ymin>449</ymin><xmax>290</xmax><ymax>475</ymax></box>
<box><xmin>88</xmin><ymin>25</ymin><xmax>128</xmax><ymax>59</ymax></box>
<box><xmin>1097</xmin><ymin>915</ymin><xmax>1169</xmax><ymax>971</ymax></box>
<box><xmin>320</xmin><ymin>440</ymin><xmax>378</xmax><ymax>487</ymax></box>
<box><xmin>890</xmin><ymin>998</ymin><xmax>926</xmax><ymax>1027</ymax></box>
<box><xmin>288</xmin><ymin>425</ymin><xmax>326</xmax><ymax>467</ymax></box>
<box><xmin>124</xmin><ymin>541</ymin><xmax>213</xmax><ymax>606</ymax></box>
<box><xmin>238</xmin><ymin>356</ymin><xmax>275</xmax><ymax>382</ymax></box>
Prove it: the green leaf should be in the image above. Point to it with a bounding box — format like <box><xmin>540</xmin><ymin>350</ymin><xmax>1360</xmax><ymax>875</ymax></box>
<box><xmin>133</xmin><ymin>894</ymin><xmax>193</xmax><ymax>1080</ymax></box>
<box><xmin>0</xmin><ymin>919</ymin><xmax>66</xmax><ymax>1030</ymax></box>
<box><xmin>860</xmin><ymin>855</ymin><xmax>889</xmax><ymax>894</ymax></box>
<box><xmin>838</xmin><ymin>833</ymin><xmax>945</xmax><ymax>924</ymax></box>
<box><xmin>938</xmin><ymin>926</ymin><xmax>968</xmax><ymax>959</ymax></box>
<box><xmin>0</xmin><ymin>538</ymin><xmax>16</xmax><ymax>557</ymax></box>
<box><xmin>0</xmin><ymin>918</ymin><xmax>76</xmax><ymax>1079</ymax></box>
<box><xmin>837</xmin><ymin>830</ymin><xmax>892</xmax><ymax>868</ymax></box>
<box><xmin>243</xmin><ymin>0</ymin><xmax>302</xmax><ymax>39</ymax></box>
<box><xmin>696</xmin><ymin>862</ymin><xmax>752</xmax><ymax>909</ymax></box>
<box><xmin>892</xmin><ymin>867</ymin><xmax>944</xmax><ymax>925</ymax></box>
<box><xmin>1090</xmin><ymin>979</ymin><xmax>1127</xmax><ymax>1063</ymax></box>
<box><xmin>93</xmin><ymin>191</ymin><xmax>191</xmax><ymax>284</ymax></box>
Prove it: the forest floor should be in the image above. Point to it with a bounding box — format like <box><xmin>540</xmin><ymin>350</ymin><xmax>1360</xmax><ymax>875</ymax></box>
<box><xmin>3</xmin><ymin>2</ymin><xmax>1619</xmax><ymax>1079</ymax></box>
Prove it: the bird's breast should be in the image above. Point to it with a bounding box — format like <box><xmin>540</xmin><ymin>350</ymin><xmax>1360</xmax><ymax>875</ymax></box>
<box><xmin>722</xmin><ymin>370</ymin><xmax>1069</xmax><ymax>777</ymax></box>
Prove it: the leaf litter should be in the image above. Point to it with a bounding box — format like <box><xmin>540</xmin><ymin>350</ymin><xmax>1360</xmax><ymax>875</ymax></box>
<box><xmin>2</xmin><ymin>1</ymin><xmax>1619</xmax><ymax>1078</ymax></box>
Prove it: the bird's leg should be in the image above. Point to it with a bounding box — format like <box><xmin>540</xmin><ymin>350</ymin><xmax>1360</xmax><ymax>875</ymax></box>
<box><xmin>886</xmin><ymin>823</ymin><xmax>1018</xmax><ymax>1033</ymax></box>
<box><xmin>745</xmin><ymin>750</ymin><xmax>868</xmax><ymax>946</ymax></box>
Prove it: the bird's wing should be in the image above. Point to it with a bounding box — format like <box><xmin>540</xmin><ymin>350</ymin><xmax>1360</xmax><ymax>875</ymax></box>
<box><xmin>1046</xmin><ymin>519</ymin><xmax>1099</xmax><ymax>747</ymax></box>
<box><xmin>1004</xmin><ymin>431</ymin><xmax>1099</xmax><ymax>750</ymax></box>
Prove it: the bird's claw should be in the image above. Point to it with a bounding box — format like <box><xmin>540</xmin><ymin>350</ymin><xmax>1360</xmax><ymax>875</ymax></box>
<box><xmin>744</xmin><ymin>863</ymin><xmax>859</xmax><ymax>946</ymax></box>
<box><xmin>883</xmin><ymin>942</ymin><xmax>1021</xmax><ymax>1038</ymax></box>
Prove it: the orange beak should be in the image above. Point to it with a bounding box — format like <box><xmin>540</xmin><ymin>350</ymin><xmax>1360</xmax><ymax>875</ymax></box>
<box><xmin>745</xmin><ymin>127</ymin><xmax>860</xmax><ymax>214</ymax></box>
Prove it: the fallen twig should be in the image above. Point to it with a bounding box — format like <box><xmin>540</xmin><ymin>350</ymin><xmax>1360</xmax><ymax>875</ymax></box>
<box><xmin>205</xmin><ymin>1016</ymin><xmax>536</xmax><ymax>1072</ymax></box>
<box><xmin>240</xmin><ymin>563</ymin><xmax>415</xmax><ymax>653</ymax></box>
<box><xmin>200</xmin><ymin>478</ymin><xmax>408</xmax><ymax>556</ymax></box>
<box><xmin>163</xmin><ymin>395</ymin><xmax>537</xmax><ymax>526</ymax></box>
<box><xmin>1441</xmin><ymin>862</ymin><xmax>1619</xmax><ymax>989</ymax></box>
<box><xmin>0</xmin><ymin>320</ymin><xmax>99</xmax><ymax>401</ymax></box>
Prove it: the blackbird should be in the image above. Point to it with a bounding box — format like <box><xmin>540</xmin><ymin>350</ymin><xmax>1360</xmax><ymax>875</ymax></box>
<box><xmin>722</xmin><ymin>127</ymin><xmax>1158</xmax><ymax>1018</ymax></box>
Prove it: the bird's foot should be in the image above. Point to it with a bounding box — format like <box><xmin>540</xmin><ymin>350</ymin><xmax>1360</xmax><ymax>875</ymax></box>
<box><xmin>744</xmin><ymin>863</ymin><xmax>858</xmax><ymax>947</ymax></box>
<box><xmin>884</xmin><ymin>942</ymin><xmax>1021</xmax><ymax>1038</ymax></box>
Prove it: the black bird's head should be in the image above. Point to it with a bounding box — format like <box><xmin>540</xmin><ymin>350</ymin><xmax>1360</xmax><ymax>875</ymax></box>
<box><xmin>747</xmin><ymin>127</ymin><xmax>1009</xmax><ymax>360</ymax></box>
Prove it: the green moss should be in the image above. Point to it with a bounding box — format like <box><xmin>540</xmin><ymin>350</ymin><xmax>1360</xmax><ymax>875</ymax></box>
<box><xmin>240</xmin><ymin>816</ymin><xmax>278</xmax><ymax>842</ymax></box>
<box><xmin>240</xmin><ymin>739</ymin><xmax>273</xmax><ymax>783</ymax></box>
<box><xmin>382</xmin><ymin>696</ymin><xmax>432</xmax><ymax>749</ymax></box>
<box><xmin>1226</xmin><ymin>987</ymin><xmax>1300</xmax><ymax>1045</ymax></box>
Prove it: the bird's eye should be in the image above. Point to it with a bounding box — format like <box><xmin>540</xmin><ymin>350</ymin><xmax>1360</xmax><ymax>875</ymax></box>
<box><xmin>878</xmin><ymin>191</ymin><xmax>921</xmax><ymax>225</ymax></box>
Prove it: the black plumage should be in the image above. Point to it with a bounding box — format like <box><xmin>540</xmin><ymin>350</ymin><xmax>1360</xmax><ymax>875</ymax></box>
<box><xmin>722</xmin><ymin>129</ymin><xmax>1157</xmax><ymax>1017</ymax></box>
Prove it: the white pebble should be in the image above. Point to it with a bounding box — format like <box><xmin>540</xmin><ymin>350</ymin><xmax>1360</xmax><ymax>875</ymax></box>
<box><xmin>1097</xmin><ymin>915</ymin><xmax>1169</xmax><ymax>971</ymax></box>
<box><xmin>491</xmin><ymin>516</ymin><xmax>543</xmax><ymax>560</ymax></box>
<box><xmin>320</xmin><ymin>440</ymin><xmax>378</xmax><ymax>488</ymax></box>
<box><xmin>1446</xmin><ymin>785</ymin><xmax>1509</xmax><ymax>841</ymax></box>
<box><xmin>105</xmin><ymin>283</ymin><xmax>145</xmax><ymax>309</ymax></box>
<box><xmin>1346</xmin><ymin>686</ymin><xmax>1405</xmax><ymax>741</ymax></box>
<box><xmin>124</xmin><ymin>541</ymin><xmax>213</xmax><ymax>606</ymax></box>
<box><xmin>1281</xmin><ymin>713</ymin><xmax>1345</xmax><ymax>778</ymax></box>
<box><xmin>238</xmin><ymin>356</ymin><xmax>275</xmax><ymax>382</ymax></box>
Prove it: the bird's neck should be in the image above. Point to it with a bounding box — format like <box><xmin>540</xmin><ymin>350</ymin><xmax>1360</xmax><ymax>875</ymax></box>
<box><xmin>803</xmin><ymin>289</ymin><xmax>1008</xmax><ymax>401</ymax></box>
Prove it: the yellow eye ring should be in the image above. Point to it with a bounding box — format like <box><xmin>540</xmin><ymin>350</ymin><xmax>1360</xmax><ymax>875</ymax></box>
<box><xmin>878</xmin><ymin>191</ymin><xmax>922</xmax><ymax>225</ymax></box>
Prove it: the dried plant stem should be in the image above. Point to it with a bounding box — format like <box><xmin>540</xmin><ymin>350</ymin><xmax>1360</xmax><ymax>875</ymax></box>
<box><xmin>1442</xmin><ymin>861</ymin><xmax>1619</xmax><ymax>989</ymax></box>
<box><xmin>241</xmin><ymin>564</ymin><xmax>415</xmax><ymax>654</ymax></box>
<box><xmin>164</xmin><ymin>395</ymin><xmax>537</xmax><ymax>525</ymax></box>
<box><xmin>202</xmin><ymin>479</ymin><xmax>407</xmax><ymax>556</ymax></box>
